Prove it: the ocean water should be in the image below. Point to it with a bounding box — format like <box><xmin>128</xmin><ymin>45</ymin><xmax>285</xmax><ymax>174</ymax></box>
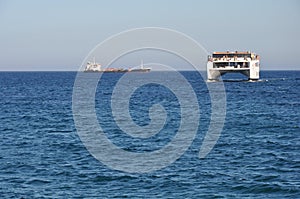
<box><xmin>0</xmin><ymin>71</ymin><xmax>299</xmax><ymax>198</ymax></box>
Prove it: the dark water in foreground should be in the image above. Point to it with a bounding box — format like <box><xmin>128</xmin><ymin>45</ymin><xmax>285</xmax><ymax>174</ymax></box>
<box><xmin>0</xmin><ymin>71</ymin><xmax>299</xmax><ymax>198</ymax></box>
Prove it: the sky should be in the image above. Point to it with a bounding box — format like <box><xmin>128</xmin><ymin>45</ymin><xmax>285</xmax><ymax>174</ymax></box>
<box><xmin>0</xmin><ymin>0</ymin><xmax>299</xmax><ymax>71</ymax></box>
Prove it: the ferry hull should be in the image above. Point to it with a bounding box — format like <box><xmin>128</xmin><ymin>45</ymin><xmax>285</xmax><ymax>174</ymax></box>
<box><xmin>84</xmin><ymin>68</ymin><xmax>151</xmax><ymax>73</ymax></box>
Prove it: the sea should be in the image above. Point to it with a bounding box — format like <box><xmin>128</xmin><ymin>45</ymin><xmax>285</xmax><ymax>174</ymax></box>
<box><xmin>0</xmin><ymin>71</ymin><xmax>299</xmax><ymax>198</ymax></box>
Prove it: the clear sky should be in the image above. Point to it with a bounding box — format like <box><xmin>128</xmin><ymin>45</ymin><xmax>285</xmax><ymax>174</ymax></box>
<box><xmin>0</xmin><ymin>0</ymin><xmax>299</xmax><ymax>71</ymax></box>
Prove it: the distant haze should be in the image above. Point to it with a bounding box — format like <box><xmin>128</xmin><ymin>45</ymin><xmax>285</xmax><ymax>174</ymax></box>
<box><xmin>0</xmin><ymin>0</ymin><xmax>299</xmax><ymax>71</ymax></box>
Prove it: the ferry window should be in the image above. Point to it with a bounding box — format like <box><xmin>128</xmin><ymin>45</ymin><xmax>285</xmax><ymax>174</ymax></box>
<box><xmin>212</xmin><ymin>53</ymin><xmax>251</xmax><ymax>58</ymax></box>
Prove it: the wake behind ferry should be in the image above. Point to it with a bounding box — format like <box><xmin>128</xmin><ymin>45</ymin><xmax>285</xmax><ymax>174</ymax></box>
<box><xmin>84</xmin><ymin>59</ymin><xmax>151</xmax><ymax>73</ymax></box>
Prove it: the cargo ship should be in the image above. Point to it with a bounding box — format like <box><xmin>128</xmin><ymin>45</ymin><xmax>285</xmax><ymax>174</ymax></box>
<box><xmin>84</xmin><ymin>59</ymin><xmax>151</xmax><ymax>73</ymax></box>
<box><xmin>207</xmin><ymin>51</ymin><xmax>260</xmax><ymax>81</ymax></box>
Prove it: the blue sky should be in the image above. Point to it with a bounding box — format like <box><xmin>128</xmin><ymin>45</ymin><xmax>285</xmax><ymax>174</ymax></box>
<box><xmin>0</xmin><ymin>0</ymin><xmax>299</xmax><ymax>71</ymax></box>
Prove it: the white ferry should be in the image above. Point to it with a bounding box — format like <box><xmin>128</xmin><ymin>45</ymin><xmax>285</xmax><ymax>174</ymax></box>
<box><xmin>85</xmin><ymin>58</ymin><xmax>102</xmax><ymax>72</ymax></box>
<box><xmin>207</xmin><ymin>51</ymin><xmax>260</xmax><ymax>81</ymax></box>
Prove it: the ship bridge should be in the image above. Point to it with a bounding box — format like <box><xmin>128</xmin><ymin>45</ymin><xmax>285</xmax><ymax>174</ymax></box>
<box><xmin>207</xmin><ymin>51</ymin><xmax>260</xmax><ymax>81</ymax></box>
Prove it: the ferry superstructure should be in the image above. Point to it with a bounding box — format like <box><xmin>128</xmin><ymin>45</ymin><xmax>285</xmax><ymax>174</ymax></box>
<box><xmin>207</xmin><ymin>51</ymin><xmax>260</xmax><ymax>81</ymax></box>
<box><xmin>85</xmin><ymin>58</ymin><xmax>102</xmax><ymax>72</ymax></box>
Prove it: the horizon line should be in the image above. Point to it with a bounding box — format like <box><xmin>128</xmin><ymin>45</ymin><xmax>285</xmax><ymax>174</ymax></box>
<box><xmin>0</xmin><ymin>69</ymin><xmax>299</xmax><ymax>72</ymax></box>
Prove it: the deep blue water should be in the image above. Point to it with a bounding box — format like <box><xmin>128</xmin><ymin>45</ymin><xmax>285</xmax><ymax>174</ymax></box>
<box><xmin>0</xmin><ymin>71</ymin><xmax>299</xmax><ymax>198</ymax></box>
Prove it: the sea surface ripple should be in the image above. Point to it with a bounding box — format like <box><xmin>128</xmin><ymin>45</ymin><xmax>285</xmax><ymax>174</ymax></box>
<box><xmin>0</xmin><ymin>71</ymin><xmax>299</xmax><ymax>198</ymax></box>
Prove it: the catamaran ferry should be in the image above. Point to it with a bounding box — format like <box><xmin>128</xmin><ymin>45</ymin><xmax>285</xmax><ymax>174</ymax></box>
<box><xmin>207</xmin><ymin>51</ymin><xmax>260</xmax><ymax>81</ymax></box>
